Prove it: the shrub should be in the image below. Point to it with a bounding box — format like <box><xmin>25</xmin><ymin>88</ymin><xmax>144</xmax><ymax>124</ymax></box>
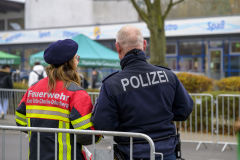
<box><xmin>176</xmin><ymin>72</ymin><xmax>213</xmax><ymax>93</ymax></box>
<box><xmin>215</xmin><ymin>76</ymin><xmax>240</xmax><ymax>91</ymax></box>
<box><xmin>13</xmin><ymin>83</ymin><xmax>28</xmax><ymax>90</ymax></box>
<box><xmin>85</xmin><ymin>89</ymin><xmax>100</xmax><ymax>93</ymax></box>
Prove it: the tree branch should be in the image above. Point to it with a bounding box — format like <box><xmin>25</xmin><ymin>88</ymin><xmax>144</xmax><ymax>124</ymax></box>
<box><xmin>163</xmin><ymin>0</ymin><xmax>184</xmax><ymax>21</ymax></box>
<box><xmin>131</xmin><ymin>0</ymin><xmax>150</xmax><ymax>25</ymax></box>
<box><xmin>162</xmin><ymin>0</ymin><xmax>173</xmax><ymax>21</ymax></box>
<box><xmin>172</xmin><ymin>0</ymin><xmax>185</xmax><ymax>6</ymax></box>
<box><xmin>144</xmin><ymin>0</ymin><xmax>153</xmax><ymax>13</ymax></box>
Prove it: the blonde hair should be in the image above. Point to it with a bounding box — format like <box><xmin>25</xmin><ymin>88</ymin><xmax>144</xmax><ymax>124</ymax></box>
<box><xmin>45</xmin><ymin>57</ymin><xmax>80</xmax><ymax>92</ymax></box>
<box><xmin>116</xmin><ymin>25</ymin><xmax>144</xmax><ymax>52</ymax></box>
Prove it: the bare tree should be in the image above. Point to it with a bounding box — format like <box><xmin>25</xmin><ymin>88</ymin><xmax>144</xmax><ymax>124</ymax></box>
<box><xmin>131</xmin><ymin>0</ymin><xmax>184</xmax><ymax>66</ymax></box>
<box><xmin>131</xmin><ymin>0</ymin><xmax>239</xmax><ymax>66</ymax></box>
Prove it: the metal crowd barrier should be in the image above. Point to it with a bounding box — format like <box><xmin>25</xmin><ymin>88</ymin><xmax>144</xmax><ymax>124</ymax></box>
<box><xmin>1</xmin><ymin>88</ymin><xmax>239</xmax><ymax>152</ymax></box>
<box><xmin>175</xmin><ymin>93</ymin><xmax>214</xmax><ymax>150</ymax></box>
<box><xmin>0</xmin><ymin>125</ymin><xmax>162</xmax><ymax>160</ymax></box>
<box><xmin>0</xmin><ymin>89</ymin><xmax>99</xmax><ymax>115</ymax></box>
<box><xmin>0</xmin><ymin>89</ymin><xmax>26</xmax><ymax>114</ymax></box>
<box><xmin>88</xmin><ymin>92</ymin><xmax>99</xmax><ymax>104</ymax></box>
<box><xmin>215</xmin><ymin>94</ymin><xmax>239</xmax><ymax>151</ymax></box>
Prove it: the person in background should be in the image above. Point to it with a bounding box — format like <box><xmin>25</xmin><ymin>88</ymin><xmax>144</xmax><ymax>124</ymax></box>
<box><xmin>0</xmin><ymin>64</ymin><xmax>13</xmax><ymax>119</ymax></box>
<box><xmin>16</xmin><ymin>39</ymin><xmax>101</xmax><ymax>160</ymax></box>
<box><xmin>92</xmin><ymin>25</ymin><xmax>193</xmax><ymax>160</ymax></box>
<box><xmin>91</xmin><ymin>69</ymin><xmax>98</xmax><ymax>89</ymax></box>
<box><xmin>83</xmin><ymin>78</ymin><xmax>89</xmax><ymax>89</ymax></box>
<box><xmin>28</xmin><ymin>61</ymin><xmax>47</xmax><ymax>87</ymax></box>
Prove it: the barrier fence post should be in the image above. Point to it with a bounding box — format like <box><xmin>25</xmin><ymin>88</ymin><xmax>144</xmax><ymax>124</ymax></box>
<box><xmin>20</xmin><ymin>131</ymin><xmax>22</xmax><ymax>160</ymax></box>
<box><xmin>2</xmin><ymin>130</ymin><xmax>5</xmax><ymax>160</ymax></box>
<box><xmin>238</xmin><ymin>133</ymin><xmax>240</xmax><ymax>160</ymax></box>
<box><xmin>55</xmin><ymin>132</ymin><xmax>57</xmax><ymax>160</ymax></box>
<box><xmin>92</xmin><ymin>134</ymin><xmax>95</xmax><ymax>160</ymax></box>
<box><xmin>111</xmin><ymin>136</ymin><xmax>114</xmax><ymax>160</ymax></box>
<box><xmin>130</xmin><ymin>137</ymin><xmax>133</xmax><ymax>160</ymax></box>
<box><xmin>184</xmin><ymin>94</ymin><xmax>214</xmax><ymax>150</ymax></box>
<box><xmin>216</xmin><ymin>94</ymin><xmax>238</xmax><ymax>151</ymax></box>
<box><xmin>37</xmin><ymin>132</ymin><xmax>40</xmax><ymax>160</ymax></box>
<box><xmin>74</xmin><ymin>134</ymin><xmax>76</xmax><ymax>160</ymax></box>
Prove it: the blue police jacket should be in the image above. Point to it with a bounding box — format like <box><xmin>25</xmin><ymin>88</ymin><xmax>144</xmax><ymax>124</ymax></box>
<box><xmin>92</xmin><ymin>50</ymin><xmax>193</xmax><ymax>159</ymax></box>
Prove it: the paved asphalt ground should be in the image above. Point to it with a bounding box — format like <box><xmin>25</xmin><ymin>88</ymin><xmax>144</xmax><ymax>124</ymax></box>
<box><xmin>0</xmin><ymin>115</ymin><xmax>237</xmax><ymax>160</ymax></box>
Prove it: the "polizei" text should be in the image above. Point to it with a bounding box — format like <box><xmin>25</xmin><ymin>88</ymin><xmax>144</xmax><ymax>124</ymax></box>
<box><xmin>121</xmin><ymin>71</ymin><xmax>169</xmax><ymax>92</ymax></box>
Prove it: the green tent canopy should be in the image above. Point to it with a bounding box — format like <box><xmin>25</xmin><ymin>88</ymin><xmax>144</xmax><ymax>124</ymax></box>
<box><xmin>29</xmin><ymin>34</ymin><xmax>120</xmax><ymax>68</ymax></box>
<box><xmin>72</xmin><ymin>34</ymin><xmax>120</xmax><ymax>68</ymax></box>
<box><xmin>0</xmin><ymin>51</ymin><xmax>21</xmax><ymax>65</ymax></box>
<box><xmin>29</xmin><ymin>50</ymin><xmax>48</xmax><ymax>66</ymax></box>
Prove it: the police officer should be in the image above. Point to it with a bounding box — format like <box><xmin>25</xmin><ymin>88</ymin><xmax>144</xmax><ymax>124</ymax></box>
<box><xmin>92</xmin><ymin>25</ymin><xmax>193</xmax><ymax>160</ymax></box>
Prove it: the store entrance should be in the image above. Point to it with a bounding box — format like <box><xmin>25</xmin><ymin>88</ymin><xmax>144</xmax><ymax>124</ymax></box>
<box><xmin>209</xmin><ymin>49</ymin><xmax>223</xmax><ymax>79</ymax></box>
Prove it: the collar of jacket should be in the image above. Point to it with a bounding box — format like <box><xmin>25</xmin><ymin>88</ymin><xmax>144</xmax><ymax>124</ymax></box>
<box><xmin>120</xmin><ymin>49</ymin><xmax>147</xmax><ymax>70</ymax></box>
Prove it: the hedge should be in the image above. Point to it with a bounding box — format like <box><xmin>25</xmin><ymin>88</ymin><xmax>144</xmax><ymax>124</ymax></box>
<box><xmin>13</xmin><ymin>83</ymin><xmax>28</xmax><ymax>90</ymax></box>
<box><xmin>215</xmin><ymin>76</ymin><xmax>240</xmax><ymax>91</ymax></box>
<box><xmin>176</xmin><ymin>72</ymin><xmax>213</xmax><ymax>93</ymax></box>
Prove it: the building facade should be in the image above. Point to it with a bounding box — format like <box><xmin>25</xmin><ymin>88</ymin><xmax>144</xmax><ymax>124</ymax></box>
<box><xmin>0</xmin><ymin>1</ymin><xmax>240</xmax><ymax>79</ymax></box>
<box><xmin>1</xmin><ymin>0</ymin><xmax>138</xmax><ymax>31</ymax></box>
<box><xmin>25</xmin><ymin>0</ymin><xmax>139</xmax><ymax>29</ymax></box>
<box><xmin>1</xmin><ymin>15</ymin><xmax>240</xmax><ymax>79</ymax></box>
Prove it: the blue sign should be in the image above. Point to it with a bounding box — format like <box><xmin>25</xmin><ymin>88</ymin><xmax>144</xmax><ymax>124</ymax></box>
<box><xmin>5</xmin><ymin>33</ymin><xmax>22</xmax><ymax>42</ymax></box>
<box><xmin>39</xmin><ymin>31</ymin><xmax>51</xmax><ymax>38</ymax></box>
<box><xmin>63</xmin><ymin>31</ymin><xmax>79</xmax><ymax>37</ymax></box>
<box><xmin>165</xmin><ymin>24</ymin><xmax>178</xmax><ymax>31</ymax></box>
<box><xmin>207</xmin><ymin>20</ymin><xmax>225</xmax><ymax>32</ymax></box>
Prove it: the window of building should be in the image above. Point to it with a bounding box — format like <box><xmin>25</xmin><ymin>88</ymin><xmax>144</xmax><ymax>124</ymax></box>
<box><xmin>0</xmin><ymin>20</ymin><xmax>4</xmax><ymax>31</ymax></box>
<box><xmin>230</xmin><ymin>72</ymin><xmax>240</xmax><ymax>76</ymax></box>
<box><xmin>166</xmin><ymin>57</ymin><xmax>177</xmax><ymax>70</ymax></box>
<box><xmin>9</xmin><ymin>47</ymin><xmax>23</xmax><ymax>56</ymax></box>
<box><xmin>39</xmin><ymin>44</ymin><xmax>50</xmax><ymax>51</ymax></box>
<box><xmin>24</xmin><ymin>46</ymin><xmax>40</xmax><ymax>70</ymax></box>
<box><xmin>8</xmin><ymin>18</ymin><xmax>24</xmax><ymax>30</ymax></box>
<box><xmin>231</xmin><ymin>41</ymin><xmax>240</xmax><ymax>54</ymax></box>
<box><xmin>99</xmin><ymin>42</ymin><xmax>113</xmax><ymax>50</ymax></box>
<box><xmin>179</xmin><ymin>57</ymin><xmax>202</xmax><ymax>72</ymax></box>
<box><xmin>9</xmin><ymin>47</ymin><xmax>23</xmax><ymax>69</ymax></box>
<box><xmin>179</xmin><ymin>41</ymin><xmax>202</xmax><ymax>56</ymax></box>
<box><xmin>166</xmin><ymin>43</ymin><xmax>176</xmax><ymax>55</ymax></box>
<box><xmin>104</xmin><ymin>44</ymin><xmax>112</xmax><ymax>49</ymax></box>
<box><xmin>0</xmin><ymin>47</ymin><xmax>9</xmax><ymax>53</ymax></box>
<box><xmin>112</xmin><ymin>45</ymin><xmax>117</xmax><ymax>52</ymax></box>
<box><xmin>224</xmin><ymin>41</ymin><xmax>229</xmax><ymax>55</ymax></box>
<box><xmin>230</xmin><ymin>56</ymin><xmax>240</xmax><ymax>69</ymax></box>
<box><xmin>209</xmin><ymin>41</ymin><xmax>223</xmax><ymax>48</ymax></box>
<box><xmin>145</xmin><ymin>43</ymin><xmax>150</xmax><ymax>57</ymax></box>
<box><xmin>224</xmin><ymin>56</ymin><xmax>229</xmax><ymax>69</ymax></box>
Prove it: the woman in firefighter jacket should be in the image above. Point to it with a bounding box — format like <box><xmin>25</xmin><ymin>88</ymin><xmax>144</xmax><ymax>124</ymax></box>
<box><xmin>15</xmin><ymin>39</ymin><xmax>101</xmax><ymax>160</ymax></box>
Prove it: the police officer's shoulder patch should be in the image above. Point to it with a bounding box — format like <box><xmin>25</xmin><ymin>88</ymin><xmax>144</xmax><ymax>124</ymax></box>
<box><xmin>102</xmin><ymin>71</ymin><xmax>120</xmax><ymax>83</ymax></box>
<box><xmin>154</xmin><ymin>65</ymin><xmax>171</xmax><ymax>70</ymax></box>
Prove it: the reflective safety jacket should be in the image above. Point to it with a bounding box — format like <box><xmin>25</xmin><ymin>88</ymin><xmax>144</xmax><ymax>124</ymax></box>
<box><xmin>92</xmin><ymin>50</ymin><xmax>193</xmax><ymax>159</ymax></box>
<box><xmin>16</xmin><ymin>77</ymin><xmax>101</xmax><ymax>160</ymax></box>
